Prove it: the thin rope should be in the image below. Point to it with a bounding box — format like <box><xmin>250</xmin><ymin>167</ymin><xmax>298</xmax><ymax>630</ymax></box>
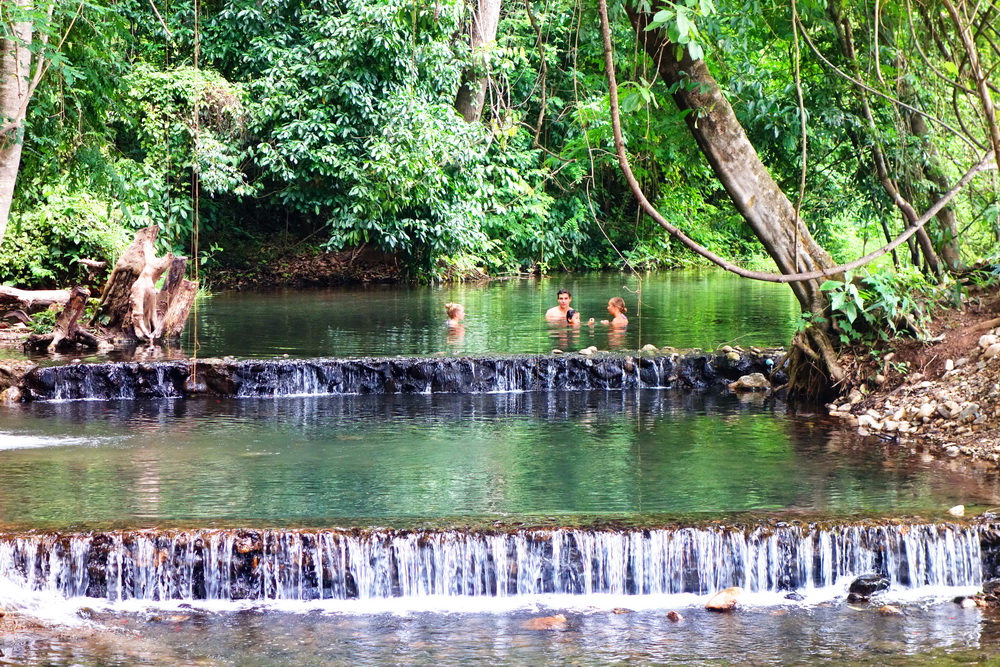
<box><xmin>191</xmin><ymin>0</ymin><xmax>201</xmax><ymax>374</ymax></box>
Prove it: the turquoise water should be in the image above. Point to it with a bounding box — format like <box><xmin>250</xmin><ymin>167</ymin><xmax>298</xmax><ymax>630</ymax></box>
<box><xmin>182</xmin><ymin>270</ymin><xmax>799</xmax><ymax>358</ymax></box>
<box><xmin>0</xmin><ymin>391</ymin><xmax>995</xmax><ymax>529</ymax></box>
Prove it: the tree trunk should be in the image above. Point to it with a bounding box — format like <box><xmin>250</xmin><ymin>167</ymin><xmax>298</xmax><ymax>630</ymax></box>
<box><xmin>91</xmin><ymin>226</ymin><xmax>197</xmax><ymax>342</ymax></box>
<box><xmin>454</xmin><ymin>0</ymin><xmax>502</xmax><ymax>123</ymax></box>
<box><xmin>0</xmin><ymin>0</ymin><xmax>32</xmax><ymax>245</ymax></box>
<box><xmin>0</xmin><ymin>285</ymin><xmax>69</xmax><ymax>311</ymax></box>
<box><xmin>625</xmin><ymin>5</ymin><xmax>838</xmax><ymax>318</ymax></box>
<box><xmin>907</xmin><ymin>111</ymin><xmax>964</xmax><ymax>272</ymax></box>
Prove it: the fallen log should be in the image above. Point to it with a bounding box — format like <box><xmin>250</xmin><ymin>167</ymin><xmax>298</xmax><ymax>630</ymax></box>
<box><xmin>0</xmin><ymin>285</ymin><xmax>70</xmax><ymax>312</ymax></box>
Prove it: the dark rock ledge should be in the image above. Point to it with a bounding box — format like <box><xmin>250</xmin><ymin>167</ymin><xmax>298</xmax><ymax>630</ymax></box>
<box><xmin>3</xmin><ymin>349</ymin><xmax>784</xmax><ymax>402</ymax></box>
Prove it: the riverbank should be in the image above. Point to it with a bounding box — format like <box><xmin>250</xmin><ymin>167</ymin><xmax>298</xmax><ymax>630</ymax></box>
<box><xmin>828</xmin><ymin>288</ymin><xmax>1000</xmax><ymax>469</ymax></box>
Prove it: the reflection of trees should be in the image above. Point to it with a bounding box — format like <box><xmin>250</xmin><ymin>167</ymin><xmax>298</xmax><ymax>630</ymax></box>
<box><xmin>6</xmin><ymin>391</ymin><xmax>996</xmax><ymax>530</ymax></box>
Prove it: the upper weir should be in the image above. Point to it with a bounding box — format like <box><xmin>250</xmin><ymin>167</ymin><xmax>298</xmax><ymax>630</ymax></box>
<box><xmin>17</xmin><ymin>351</ymin><xmax>781</xmax><ymax>401</ymax></box>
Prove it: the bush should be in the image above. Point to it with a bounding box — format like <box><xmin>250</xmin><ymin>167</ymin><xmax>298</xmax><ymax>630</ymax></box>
<box><xmin>0</xmin><ymin>187</ymin><xmax>131</xmax><ymax>287</ymax></box>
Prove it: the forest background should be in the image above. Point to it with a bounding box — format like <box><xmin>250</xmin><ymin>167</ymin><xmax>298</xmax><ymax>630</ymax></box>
<box><xmin>1</xmin><ymin>0</ymin><xmax>999</xmax><ymax>300</ymax></box>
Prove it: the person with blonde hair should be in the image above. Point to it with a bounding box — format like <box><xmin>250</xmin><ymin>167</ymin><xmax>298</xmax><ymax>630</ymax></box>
<box><xmin>445</xmin><ymin>302</ymin><xmax>465</xmax><ymax>328</ymax></box>
<box><xmin>601</xmin><ymin>297</ymin><xmax>628</xmax><ymax>327</ymax></box>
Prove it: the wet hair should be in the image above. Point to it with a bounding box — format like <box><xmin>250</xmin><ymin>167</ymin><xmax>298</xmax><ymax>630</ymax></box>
<box><xmin>566</xmin><ymin>308</ymin><xmax>577</xmax><ymax>323</ymax></box>
<box><xmin>609</xmin><ymin>297</ymin><xmax>627</xmax><ymax>313</ymax></box>
<box><xmin>557</xmin><ymin>289</ymin><xmax>571</xmax><ymax>298</ymax></box>
<box><xmin>445</xmin><ymin>302</ymin><xmax>463</xmax><ymax>319</ymax></box>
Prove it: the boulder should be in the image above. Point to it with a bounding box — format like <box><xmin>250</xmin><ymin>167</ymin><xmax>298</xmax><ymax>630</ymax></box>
<box><xmin>848</xmin><ymin>573</ymin><xmax>890</xmax><ymax>598</ymax></box>
<box><xmin>706</xmin><ymin>586</ymin><xmax>743</xmax><ymax>612</ymax></box>
<box><xmin>0</xmin><ymin>386</ymin><xmax>21</xmax><ymax>404</ymax></box>
<box><xmin>666</xmin><ymin>611</ymin><xmax>684</xmax><ymax>622</ymax></box>
<box><xmin>728</xmin><ymin>373</ymin><xmax>770</xmax><ymax>393</ymax></box>
<box><xmin>877</xmin><ymin>605</ymin><xmax>904</xmax><ymax>616</ymax></box>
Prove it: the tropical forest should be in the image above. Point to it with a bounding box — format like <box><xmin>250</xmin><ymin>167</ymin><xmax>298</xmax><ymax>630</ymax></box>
<box><xmin>5</xmin><ymin>0</ymin><xmax>1000</xmax><ymax>663</ymax></box>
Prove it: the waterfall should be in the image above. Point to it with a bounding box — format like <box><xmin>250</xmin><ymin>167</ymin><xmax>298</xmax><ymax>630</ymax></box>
<box><xmin>19</xmin><ymin>353</ymin><xmax>777</xmax><ymax>402</ymax></box>
<box><xmin>0</xmin><ymin>522</ymin><xmax>983</xmax><ymax>602</ymax></box>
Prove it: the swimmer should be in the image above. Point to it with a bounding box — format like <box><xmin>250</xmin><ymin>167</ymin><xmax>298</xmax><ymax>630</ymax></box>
<box><xmin>545</xmin><ymin>289</ymin><xmax>574</xmax><ymax>321</ymax></box>
<box><xmin>445</xmin><ymin>302</ymin><xmax>465</xmax><ymax>327</ymax></box>
<box><xmin>601</xmin><ymin>297</ymin><xmax>628</xmax><ymax>327</ymax></box>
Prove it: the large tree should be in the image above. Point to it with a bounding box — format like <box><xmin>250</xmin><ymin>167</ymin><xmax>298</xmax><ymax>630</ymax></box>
<box><xmin>601</xmin><ymin>0</ymin><xmax>998</xmax><ymax>396</ymax></box>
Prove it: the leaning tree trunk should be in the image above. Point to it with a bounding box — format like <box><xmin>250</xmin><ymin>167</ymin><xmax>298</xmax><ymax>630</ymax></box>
<box><xmin>90</xmin><ymin>225</ymin><xmax>197</xmax><ymax>342</ymax></box>
<box><xmin>454</xmin><ymin>0</ymin><xmax>502</xmax><ymax>123</ymax></box>
<box><xmin>623</xmin><ymin>3</ymin><xmax>845</xmax><ymax>398</ymax></box>
<box><xmin>625</xmin><ymin>5</ymin><xmax>838</xmax><ymax>318</ymax></box>
<box><xmin>0</xmin><ymin>0</ymin><xmax>32</xmax><ymax>246</ymax></box>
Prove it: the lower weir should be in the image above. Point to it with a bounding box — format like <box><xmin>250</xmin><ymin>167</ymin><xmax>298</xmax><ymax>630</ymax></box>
<box><xmin>0</xmin><ymin>521</ymin><xmax>992</xmax><ymax>602</ymax></box>
<box><xmin>17</xmin><ymin>352</ymin><xmax>777</xmax><ymax>401</ymax></box>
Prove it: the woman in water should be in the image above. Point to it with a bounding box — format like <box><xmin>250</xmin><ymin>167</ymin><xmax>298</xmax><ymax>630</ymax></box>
<box><xmin>601</xmin><ymin>297</ymin><xmax>628</xmax><ymax>327</ymax></box>
<box><xmin>445</xmin><ymin>302</ymin><xmax>465</xmax><ymax>328</ymax></box>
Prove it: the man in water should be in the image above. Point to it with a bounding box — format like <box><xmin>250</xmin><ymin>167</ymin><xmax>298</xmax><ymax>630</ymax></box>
<box><xmin>545</xmin><ymin>289</ymin><xmax>574</xmax><ymax>322</ymax></box>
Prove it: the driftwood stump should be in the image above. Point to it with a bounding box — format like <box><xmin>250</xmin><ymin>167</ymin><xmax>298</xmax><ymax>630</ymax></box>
<box><xmin>90</xmin><ymin>226</ymin><xmax>198</xmax><ymax>342</ymax></box>
<box><xmin>23</xmin><ymin>286</ymin><xmax>99</xmax><ymax>353</ymax></box>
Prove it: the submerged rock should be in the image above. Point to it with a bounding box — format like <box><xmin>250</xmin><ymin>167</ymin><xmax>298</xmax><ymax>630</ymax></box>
<box><xmin>666</xmin><ymin>611</ymin><xmax>685</xmax><ymax>622</ymax></box>
<box><xmin>523</xmin><ymin>614</ymin><xmax>568</xmax><ymax>630</ymax></box>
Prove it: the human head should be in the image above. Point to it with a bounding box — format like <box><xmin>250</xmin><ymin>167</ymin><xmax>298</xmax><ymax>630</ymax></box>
<box><xmin>445</xmin><ymin>302</ymin><xmax>465</xmax><ymax>320</ymax></box>
<box><xmin>608</xmin><ymin>297</ymin><xmax>626</xmax><ymax>314</ymax></box>
<box><xmin>557</xmin><ymin>289</ymin><xmax>572</xmax><ymax>308</ymax></box>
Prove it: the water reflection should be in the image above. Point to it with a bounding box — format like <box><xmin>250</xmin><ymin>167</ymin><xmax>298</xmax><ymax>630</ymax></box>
<box><xmin>1</xmin><ymin>391</ymin><xmax>998</xmax><ymax>529</ymax></box>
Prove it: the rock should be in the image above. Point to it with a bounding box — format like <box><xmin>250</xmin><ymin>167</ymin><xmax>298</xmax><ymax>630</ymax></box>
<box><xmin>726</xmin><ymin>352</ymin><xmax>741</xmax><ymax>362</ymax></box>
<box><xmin>784</xmin><ymin>592</ymin><xmax>805</xmax><ymax>601</ymax></box>
<box><xmin>849</xmin><ymin>574</ymin><xmax>890</xmax><ymax>598</ymax></box>
<box><xmin>728</xmin><ymin>373</ymin><xmax>770</xmax><ymax>392</ymax></box>
<box><xmin>979</xmin><ymin>334</ymin><xmax>998</xmax><ymax>349</ymax></box>
<box><xmin>984</xmin><ymin>343</ymin><xmax>1000</xmax><ymax>361</ymax></box>
<box><xmin>947</xmin><ymin>505</ymin><xmax>965</xmax><ymax>517</ymax></box>
<box><xmin>719</xmin><ymin>345</ymin><xmax>735</xmax><ymax>353</ymax></box>
<box><xmin>666</xmin><ymin>611</ymin><xmax>684</xmax><ymax>622</ymax></box>
<box><xmin>982</xmin><ymin>579</ymin><xmax>1000</xmax><ymax>596</ymax></box>
<box><xmin>0</xmin><ymin>607</ymin><xmax>5</xmax><ymax>617</ymax></box>
<box><xmin>916</xmin><ymin>403</ymin><xmax>937</xmax><ymax>420</ymax></box>
<box><xmin>611</xmin><ymin>608</ymin><xmax>633</xmax><ymax>614</ymax></box>
<box><xmin>641</xmin><ymin>344</ymin><xmax>658</xmax><ymax>352</ymax></box>
<box><xmin>945</xmin><ymin>445</ymin><xmax>960</xmax><ymax>457</ymax></box>
<box><xmin>0</xmin><ymin>386</ymin><xmax>21</xmax><ymax>404</ymax></box>
<box><xmin>706</xmin><ymin>586</ymin><xmax>743</xmax><ymax>611</ymax></box>
<box><xmin>523</xmin><ymin>614</ymin><xmax>568</xmax><ymax>630</ymax></box>
<box><xmin>960</xmin><ymin>597</ymin><xmax>979</xmax><ymax>608</ymax></box>
<box><xmin>552</xmin><ymin>349</ymin><xmax>563</xmax><ymax>355</ymax></box>
<box><xmin>580</xmin><ymin>348</ymin><xmax>593</xmax><ymax>356</ymax></box>
<box><xmin>959</xmin><ymin>403</ymin><xmax>980</xmax><ymax>423</ymax></box>
<box><xmin>946</xmin><ymin>359</ymin><xmax>955</xmax><ymax>372</ymax></box>
<box><xmin>938</xmin><ymin>401</ymin><xmax>961</xmax><ymax>419</ymax></box>
<box><xmin>877</xmin><ymin>605</ymin><xmax>904</xmax><ymax>616</ymax></box>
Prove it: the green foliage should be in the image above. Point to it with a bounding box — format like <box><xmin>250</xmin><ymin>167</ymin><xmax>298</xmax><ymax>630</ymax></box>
<box><xmin>819</xmin><ymin>268</ymin><xmax>932</xmax><ymax>345</ymax></box>
<box><xmin>110</xmin><ymin>64</ymin><xmax>251</xmax><ymax>251</ymax></box>
<box><xmin>0</xmin><ymin>186</ymin><xmax>130</xmax><ymax>286</ymax></box>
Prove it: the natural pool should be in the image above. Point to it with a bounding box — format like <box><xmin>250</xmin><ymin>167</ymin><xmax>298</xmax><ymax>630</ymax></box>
<box><xmin>180</xmin><ymin>270</ymin><xmax>800</xmax><ymax>358</ymax></box>
<box><xmin>3</xmin><ymin>270</ymin><xmax>1000</xmax><ymax>665</ymax></box>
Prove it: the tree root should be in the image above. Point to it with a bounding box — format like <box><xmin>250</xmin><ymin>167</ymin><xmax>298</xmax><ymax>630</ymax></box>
<box><xmin>783</xmin><ymin>327</ymin><xmax>848</xmax><ymax>401</ymax></box>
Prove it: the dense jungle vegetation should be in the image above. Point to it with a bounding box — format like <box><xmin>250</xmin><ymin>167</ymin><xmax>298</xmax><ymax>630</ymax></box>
<box><xmin>1</xmin><ymin>0</ymin><xmax>998</xmax><ymax>296</ymax></box>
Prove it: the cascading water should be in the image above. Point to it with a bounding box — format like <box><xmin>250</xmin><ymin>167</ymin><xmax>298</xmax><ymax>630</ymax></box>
<box><xmin>18</xmin><ymin>353</ymin><xmax>774</xmax><ymax>402</ymax></box>
<box><xmin>0</xmin><ymin>522</ymin><xmax>983</xmax><ymax>603</ymax></box>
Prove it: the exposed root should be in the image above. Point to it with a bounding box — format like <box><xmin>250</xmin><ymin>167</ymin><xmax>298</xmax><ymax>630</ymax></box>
<box><xmin>784</xmin><ymin>327</ymin><xmax>848</xmax><ymax>401</ymax></box>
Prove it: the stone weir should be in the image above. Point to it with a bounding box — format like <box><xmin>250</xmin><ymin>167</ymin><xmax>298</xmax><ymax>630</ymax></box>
<box><xmin>17</xmin><ymin>351</ymin><xmax>780</xmax><ymax>402</ymax></box>
<box><xmin>0</xmin><ymin>521</ymin><xmax>991</xmax><ymax>602</ymax></box>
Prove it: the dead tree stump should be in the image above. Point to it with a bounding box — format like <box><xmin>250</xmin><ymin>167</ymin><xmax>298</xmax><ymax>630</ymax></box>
<box><xmin>90</xmin><ymin>226</ymin><xmax>198</xmax><ymax>342</ymax></box>
<box><xmin>23</xmin><ymin>286</ymin><xmax>98</xmax><ymax>353</ymax></box>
